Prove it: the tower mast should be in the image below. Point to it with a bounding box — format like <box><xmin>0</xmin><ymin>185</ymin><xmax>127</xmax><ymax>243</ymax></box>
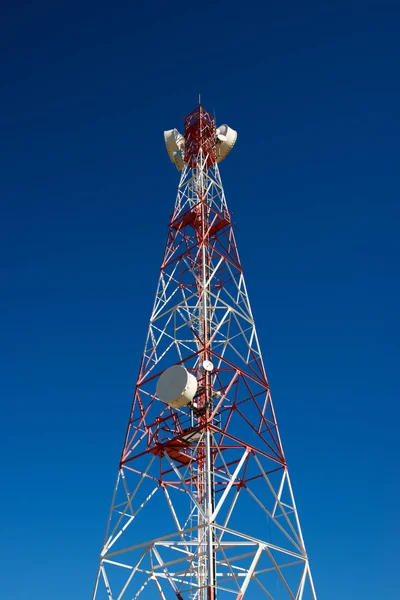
<box><xmin>185</xmin><ymin>106</ymin><xmax>218</xmax><ymax>599</ymax></box>
<box><xmin>91</xmin><ymin>105</ymin><xmax>318</xmax><ymax>600</ymax></box>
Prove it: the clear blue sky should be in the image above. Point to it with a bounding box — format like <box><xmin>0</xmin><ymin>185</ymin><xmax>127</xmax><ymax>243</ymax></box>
<box><xmin>0</xmin><ymin>1</ymin><xmax>398</xmax><ymax>598</ymax></box>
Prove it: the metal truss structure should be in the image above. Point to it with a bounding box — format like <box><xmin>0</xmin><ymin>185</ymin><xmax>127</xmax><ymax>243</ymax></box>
<box><xmin>91</xmin><ymin>106</ymin><xmax>317</xmax><ymax>600</ymax></box>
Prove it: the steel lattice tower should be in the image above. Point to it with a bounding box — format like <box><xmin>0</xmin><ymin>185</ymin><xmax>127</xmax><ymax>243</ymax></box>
<box><xmin>91</xmin><ymin>105</ymin><xmax>317</xmax><ymax>600</ymax></box>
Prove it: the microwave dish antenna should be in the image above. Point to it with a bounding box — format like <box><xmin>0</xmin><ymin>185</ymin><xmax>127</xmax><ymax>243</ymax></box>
<box><xmin>216</xmin><ymin>124</ymin><xmax>237</xmax><ymax>162</ymax></box>
<box><xmin>156</xmin><ymin>365</ymin><xmax>197</xmax><ymax>409</ymax></box>
<box><xmin>164</xmin><ymin>129</ymin><xmax>185</xmax><ymax>171</ymax></box>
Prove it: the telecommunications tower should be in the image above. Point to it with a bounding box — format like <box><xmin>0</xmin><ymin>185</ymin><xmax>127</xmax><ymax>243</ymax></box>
<box><xmin>91</xmin><ymin>105</ymin><xmax>317</xmax><ymax>600</ymax></box>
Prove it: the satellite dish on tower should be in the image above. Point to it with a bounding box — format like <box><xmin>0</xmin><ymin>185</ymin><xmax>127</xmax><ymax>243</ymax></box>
<box><xmin>164</xmin><ymin>129</ymin><xmax>185</xmax><ymax>171</ymax></box>
<box><xmin>202</xmin><ymin>360</ymin><xmax>214</xmax><ymax>372</ymax></box>
<box><xmin>216</xmin><ymin>125</ymin><xmax>237</xmax><ymax>163</ymax></box>
<box><xmin>156</xmin><ymin>365</ymin><xmax>197</xmax><ymax>409</ymax></box>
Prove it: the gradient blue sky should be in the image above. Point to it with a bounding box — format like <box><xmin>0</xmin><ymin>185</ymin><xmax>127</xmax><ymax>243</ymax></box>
<box><xmin>1</xmin><ymin>1</ymin><xmax>398</xmax><ymax>598</ymax></box>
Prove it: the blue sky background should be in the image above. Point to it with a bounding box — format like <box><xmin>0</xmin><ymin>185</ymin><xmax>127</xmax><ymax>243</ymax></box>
<box><xmin>0</xmin><ymin>1</ymin><xmax>398</xmax><ymax>598</ymax></box>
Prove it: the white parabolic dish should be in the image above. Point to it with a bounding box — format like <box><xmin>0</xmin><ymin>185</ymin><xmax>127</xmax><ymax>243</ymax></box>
<box><xmin>156</xmin><ymin>365</ymin><xmax>198</xmax><ymax>409</ymax></box>
<box><xmin>216</xmin><ymin>124</ymin><xmax>237</xmax><ymax>163</ymax></box>
<box><xmin>164</xmin><ymin>129</ymin><xmax>185</xmax><ymax>171</ymax></box>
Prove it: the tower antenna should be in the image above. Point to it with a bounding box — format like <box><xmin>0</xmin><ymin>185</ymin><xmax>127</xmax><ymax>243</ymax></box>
<box><xmin>91</xmin><ymin>104</ymin><xmax>318</xmax><ymax>600</ymax></box>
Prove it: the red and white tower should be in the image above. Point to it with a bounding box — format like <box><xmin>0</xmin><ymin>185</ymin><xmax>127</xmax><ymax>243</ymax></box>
<box><xmin>92</xmin><ymin>105</ymin><xmax>317</xmax><ymax>600</ymax></box>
